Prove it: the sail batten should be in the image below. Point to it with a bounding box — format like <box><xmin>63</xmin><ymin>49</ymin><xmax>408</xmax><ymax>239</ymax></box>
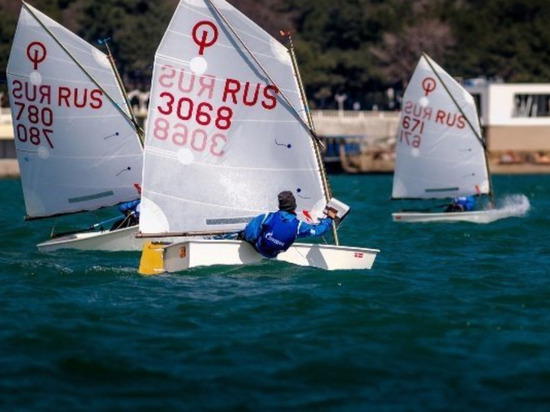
<box><xmin>7</xmin><ymin>3</ymin><xmax>143</xmax><ymax>219</ymax></box>
<box><xmin>425</xmin><ymin>187</ymin><xmax>459</xmax><ymax>193</ymax></box>
<box><xmin>139</xmin><ymin>0</ymin><xmax>326</xmax><ymax>235</ymax></box>
<box><xmin>391</xmin><ymin>54</ymin><xmax>490</xmax><ymax>200</ymax></box>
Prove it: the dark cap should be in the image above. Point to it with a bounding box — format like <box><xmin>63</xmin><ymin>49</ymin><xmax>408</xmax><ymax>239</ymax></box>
<box><xmin>278</xmin><ymin>191</ymin><xmax>297</xmax><ymax>212</ymax></box>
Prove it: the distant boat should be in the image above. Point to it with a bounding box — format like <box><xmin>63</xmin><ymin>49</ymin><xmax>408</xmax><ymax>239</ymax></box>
<box><xmin>137</xmin><ymin>0</ymin><xmax>379</xmax><ymax>273</ymax></box>
<box><xmin>7</xmin><ymin>2</ymin><xmax>145</xmax><ymax>251</ymax></box>
<box><xmin>391</xmin><ymin>54</ymin><xmax>518</xmax><ymax>223</ymax></box>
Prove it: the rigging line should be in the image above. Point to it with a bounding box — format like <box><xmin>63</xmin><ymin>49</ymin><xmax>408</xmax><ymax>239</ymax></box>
<box><xmin>285</xmin><ymin>34</ymin><xmax>315</xmax><ymax>134</ymax></box>
<box><xmin>101</xmin><ymin>38</ymin><xmax>145</xmax><ymax>146</ymax></box>
<box><xmin>206</xmin><ymin>0</ymin><xmax>322</xmax><ymax>147</ymax></box>
<box><xmin>285</xmin><ymin>31</ymin><xmax>339</xmax><ymax>246</ymax></box>
<box><xmin>422</xmin><ymin>53</ymin><xmax>494</xmax><ymax>202</ymax></box>
<box><xmin>23</xmin><ymin>3</ymin><xmax>140</xmax><ymax>135</ymax></box>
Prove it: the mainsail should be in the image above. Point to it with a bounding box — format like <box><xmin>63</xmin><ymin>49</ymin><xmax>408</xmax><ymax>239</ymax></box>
<box><xmin>391</xmin><ymin>54</ymin><xmax>490</xmax><ymax>199</ymax></box>
<box><xmin>7</xmin><ymin>2</ymin><xmax>143</xmax><ymax>220</ymax></box>
<box><xmin>140</xmin><ymin>0</ymin><xmax>326</xmax><ymax>235</ymax></box>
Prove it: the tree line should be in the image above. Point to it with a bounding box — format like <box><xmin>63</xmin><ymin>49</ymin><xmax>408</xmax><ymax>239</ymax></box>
<box><xmin>2</xmin><ymin>0</ymin><xmax>550</xmax><ymax>110</ymax></box>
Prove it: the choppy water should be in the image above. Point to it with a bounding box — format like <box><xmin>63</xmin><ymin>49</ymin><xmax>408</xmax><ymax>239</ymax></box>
<box><xmin>1</xmin><ymin>174</ymin><xmax>549</xmax><ymax>411</ymax></box>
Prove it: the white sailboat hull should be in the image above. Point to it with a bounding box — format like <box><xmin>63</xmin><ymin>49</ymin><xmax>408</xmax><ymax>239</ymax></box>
<box><xmin>392</xmin><ymin>210</ymin><xmax>504</xmax><ymax>224</ymax></box>
<box><xmin>38</xmin><ymin>226</ymin><xmax>145</xmax><ymax>252</ymax></box>
<box><xmin>141</xmin><ymin>239</ymin><xmax>379</xmax><ymax>274</ymax></box>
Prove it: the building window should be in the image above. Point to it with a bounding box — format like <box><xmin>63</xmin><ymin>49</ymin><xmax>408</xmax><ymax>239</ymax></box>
<box><xmin>470</xmin><ymin>93</ymin><xmax>482</xmax><ymax>116</ymax></box>
<box><xmin>513</xmin><ymin>94</ymin><xmax>550</xmax><ymax>118</ymax></box>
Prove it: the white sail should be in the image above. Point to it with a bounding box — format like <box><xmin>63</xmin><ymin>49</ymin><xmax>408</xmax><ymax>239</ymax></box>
<box><xmin>392</xmin><ymin>54</ymin><xmax>490</xmax><ymax>199</ymax></box>
<box><xmin>7</xmin><ymin>2</ymin><xmax>143</xmax><ymax>219</ymax></box>
<box><xmin>140</xmin><ymin>0</ymin><xmax>326</xmax><ymax>235</ymax></box>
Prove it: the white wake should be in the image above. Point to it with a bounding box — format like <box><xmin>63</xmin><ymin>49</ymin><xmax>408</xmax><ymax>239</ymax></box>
<box><xmin>485</xmin><ymin>194</ymin><xmax>530</xmax><ymax>221</ymax></box>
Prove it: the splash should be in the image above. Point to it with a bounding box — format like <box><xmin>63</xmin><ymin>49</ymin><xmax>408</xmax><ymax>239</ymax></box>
<box><xmin>486</xmin><ymin>194</ymin><xmax>530</xmax><ymax>221</ymax></box>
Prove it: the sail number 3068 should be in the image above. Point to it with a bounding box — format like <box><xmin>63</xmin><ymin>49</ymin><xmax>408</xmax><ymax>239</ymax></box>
<box><xmin>157</xmin><ymin>92</ymin><xmax>233</xmax><ymax>130</ymax></box>
<box><xmin>153</xmin><ymin>118</ymin><xmax>227</xmax><ymax>157</ymax></box>
<box><xmin>399</xmin><ymin>115</ymin><xmax>424</xmax><ymax>148</ymax></box>
<box><xmin>154</xmin><ymin>92</ymin><xmax>231</xmax><ymax>156</ymax></box>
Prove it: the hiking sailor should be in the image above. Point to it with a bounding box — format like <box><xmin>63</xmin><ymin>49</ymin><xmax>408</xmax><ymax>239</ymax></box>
<box><xmin>445</xmin><ymin>195</ymin><xmax>476</xmax><ymax>213</ymax></box>
<box><xmin>240</xmin><ymin>191</ymin><xmax>336</xmax><ymax>258</ymax></box>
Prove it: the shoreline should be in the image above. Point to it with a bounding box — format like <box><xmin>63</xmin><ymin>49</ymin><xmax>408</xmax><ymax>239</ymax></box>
<box><xmin>0</xmin><ymin>159</ymin><xmax>20</xmax><ymax>178</ymax></box>
<box><xmin>2</xmin><ymin>158</ymin><xmax>550</xmax><ymax>178</ymax></box>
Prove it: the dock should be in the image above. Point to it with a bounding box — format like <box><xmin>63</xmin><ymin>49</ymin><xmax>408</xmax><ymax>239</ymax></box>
<box><xmin>2</xmin><ymin>104</ymin><xmax>550</xmax><ymax>177</ymax></box>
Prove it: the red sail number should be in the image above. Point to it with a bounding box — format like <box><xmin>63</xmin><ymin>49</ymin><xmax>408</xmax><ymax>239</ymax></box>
<box><xmin>153</xmin><ymin>118</ymin><xmax>226</xmax><ymax>157</ymax></box>
<box><xmin>157</xmin><ymin>91</ymin><xmax>233</xmax><ymax>131</ymax></box>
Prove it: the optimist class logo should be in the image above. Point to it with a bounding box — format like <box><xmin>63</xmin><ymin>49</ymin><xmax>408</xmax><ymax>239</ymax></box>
<box><xmin>26</xmin><ymin>41</ymin><xmax>47</xmax><ymax>70</ymax></box>
<box><xmin>421</xmin><ymin>77</ymin><xmax>437</xmax><ymax>97</ymax></box>
<box><xmin>192</xmin><ymin>20</ymin><xmax>219</xmax><ymax>55</ymax></box>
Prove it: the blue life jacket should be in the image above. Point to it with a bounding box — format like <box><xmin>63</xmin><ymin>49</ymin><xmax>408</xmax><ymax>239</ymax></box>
<box><xmin>119</xmin><ymin>199</ymin><xmax>141</xmax><ymax>217</ymax></box>
<box><xmin>455</xmin><ymin>196</ymin><xmax>475</xmax><ymax>211</ymax></box>
<box><xmin>255</xmin><ymin>211</ymin><xmax>299</xmax><ymax>258</ymax></box>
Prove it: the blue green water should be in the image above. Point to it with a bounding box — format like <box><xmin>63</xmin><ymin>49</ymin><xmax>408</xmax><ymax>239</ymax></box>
<box><xmin>1</xmin><ymin>174</ymin><xmax>549</xmax><ymax>411</ymax></box>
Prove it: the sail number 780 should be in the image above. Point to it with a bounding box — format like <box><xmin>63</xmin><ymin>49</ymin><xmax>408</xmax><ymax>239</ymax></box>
<box><xmin>13</xmin><ymin>102</ymin><xmax>55</xmax><ymax>149</ymax></box>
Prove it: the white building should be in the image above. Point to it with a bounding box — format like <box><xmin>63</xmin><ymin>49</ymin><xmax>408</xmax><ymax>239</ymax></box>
<box><xmin>465</xmin><ymin>81</ymin><xmax>550</xmax><ymax>152</ymax></box>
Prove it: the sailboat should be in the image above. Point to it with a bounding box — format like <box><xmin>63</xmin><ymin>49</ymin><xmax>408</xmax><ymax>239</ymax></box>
<box><xmin>137</xmin><ymin>0</ymin><xmax>379</xmax><ymax>274</ymax></box>
<box><xmin>7</xmin><ymin>2</ymin><xmax>146</xmax><ymax>251</ymax></box>
<box><xmin>391</xmin><ymin>53</ymin><xmax>513</xmax><ymax>223</ymax></box>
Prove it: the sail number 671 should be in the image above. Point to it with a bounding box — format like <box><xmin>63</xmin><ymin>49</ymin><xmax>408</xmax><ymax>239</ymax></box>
<box><xmin>400</xmin><ymin>115</ymin><xmax>423</xmax><ymax>148</ymax></box>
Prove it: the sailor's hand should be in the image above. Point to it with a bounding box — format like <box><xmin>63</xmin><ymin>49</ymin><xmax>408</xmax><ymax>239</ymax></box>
<box><xmin>326</xmin><ymin>208</ymin><xmax>337</xmax><ymax>219</ymax></box>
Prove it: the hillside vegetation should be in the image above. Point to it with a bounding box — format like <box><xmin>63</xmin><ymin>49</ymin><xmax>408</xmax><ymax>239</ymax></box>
<box><xmin>2</xmin><ymin>0</ymin><xmax>550</xmax><ymax>109</ymax></box>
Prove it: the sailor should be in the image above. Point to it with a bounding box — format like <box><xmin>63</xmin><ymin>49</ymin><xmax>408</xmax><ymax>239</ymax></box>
<box><xmin>240</xmin><ymin>191</ymin><xmax>336</xmax><ymax>258</ymax></box>
<box><xmin>110</xmin><ymin>198</ymin><xmax>140</xmax><ymax>230</ymax></box>
<box><xmin>110</xmin><ymin>184</ymin><xmax>142</xmax><ymax>230</ymax></box>
<box><xmin>119</xmin><ymin>198</ymin><xmax>141</xmax><ymax>220</ymax></box>
<box><xmin>445</xmin><ymin>195</ymin><xmax>476</xmax><ymax>213</ymax></box>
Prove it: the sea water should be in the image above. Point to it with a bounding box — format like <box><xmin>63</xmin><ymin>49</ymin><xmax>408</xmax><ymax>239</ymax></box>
<box><xmin>1</xmin><ymin>174</ymin><xmax>549</xmax><ymax>411</ymax></box>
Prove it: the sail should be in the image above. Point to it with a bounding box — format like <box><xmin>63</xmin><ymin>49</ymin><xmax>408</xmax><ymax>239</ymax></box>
<box><xmin>391</xmin><ymin>54</ymin><xmax>490</xmax><ymax>199</ymax></box>
<box><xmin>6</xmin><ymin>3</ymin><xmax>143</xmax><ymax>219</ymax></box>
<box><xmin>139</xmin><ymin>0</ymin><xmax>326</xmax><ymax>235</ymax></box>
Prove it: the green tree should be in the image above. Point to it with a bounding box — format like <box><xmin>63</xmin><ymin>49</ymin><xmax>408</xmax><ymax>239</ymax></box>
<box><xmin>449</xmin><ymin>0</ymin><xmax>550</xmax><ymax>82</ymax></box>
<box><xmin>286</xmin><ymin>0</ymin><xmax>387</xmax><ymax>108</ymax></box>
<box><xmin>78</xmin><ymin>0</ymin><xmax>174</xmax><ymax>89</ymax></box>
<box><xmin>0</xmin><ymin>0</ymin><xmax>94</xmax><ymax>101</ymax></box>
<box><xmin>3</xmin><ymin>0</ymin><xmax>550</xmax><ymax>109</ymax></box>
<box><xmin>0</xmin><ymin>1</ymin><xmax>18</xmax><ymax>98</ymax></box>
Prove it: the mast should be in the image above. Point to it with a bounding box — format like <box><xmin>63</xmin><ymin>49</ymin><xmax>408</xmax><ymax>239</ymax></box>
<box><xmin>282</xmin><ymin>31</ymin><xmax>339</xmax><ymax>245</ymax></box>
<box><xmin>99</xmin><ymin>37</ymin><xmax>145</xmax><ymax>146</ymax></box>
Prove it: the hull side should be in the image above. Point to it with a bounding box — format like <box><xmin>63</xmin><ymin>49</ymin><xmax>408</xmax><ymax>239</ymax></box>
<box><xmin>36</xmin><ymin>226</ymin><xmax>176</xmax><ymax>252</ymax></box>
<box><xmin>37</xmin><ymin>226</ymin><xmax>143</xmax><ymax>252</ymax></box>
<box><xmin>392</xmin><ymin>210</ymin><xmax>509</xmax><ymax>223</ymax></box>
<box><xmin>152</xmin><ymin>239</ymin><xmax>379</xmax><ymax>273</ymax></box>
